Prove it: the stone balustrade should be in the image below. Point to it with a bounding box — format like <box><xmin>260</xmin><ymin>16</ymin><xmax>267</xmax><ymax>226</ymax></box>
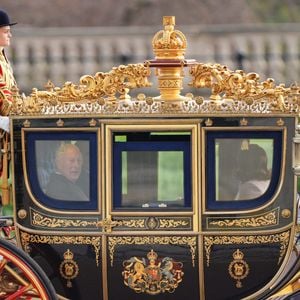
<box><xmin>6</xmin><ymin>23</ymin><xmax>300</xmax><ymax>94</ymax></box>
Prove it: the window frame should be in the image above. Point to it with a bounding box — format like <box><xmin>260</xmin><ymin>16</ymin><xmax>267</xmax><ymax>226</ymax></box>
<box><xmin>203</xmin><ymin>127</ymin><xmax>284</xmax><ymax>212</ymax></box>
<box><xmin>22</xmin><ymin>129</ymin><xmax>100</xmax><ymax>212</ymax></box>
<box><xmin>105</xmin><ymin>122</ymin><xmax>199</xmax><ymax>216</ymax></box>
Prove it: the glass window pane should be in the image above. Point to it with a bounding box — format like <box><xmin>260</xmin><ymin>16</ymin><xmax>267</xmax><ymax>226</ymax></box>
<box><xmin>35</xmin><ymin>140</ymin><xmax>90</xmax><ymax>201</ymax></box>
<box><xmin>216</xmin><ymin>138</ymin><xmax>273</xmax><ymax>201</ymax></box>
<box><xmin>25</xmin><ymin>131</ymin><xmax>98</xmax><ymax>211</ymax></box>
<box><xmin>113</xmin><ymin>131</ymin><xmax>191</xmax><ymax>210</ymax></box>
<box><xmin>157</xmin><ymin>151</ymin><xmax>184</xmax><ymax>202</ymax></box>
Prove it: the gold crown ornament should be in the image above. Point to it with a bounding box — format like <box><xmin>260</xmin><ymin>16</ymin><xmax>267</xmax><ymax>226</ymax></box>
<box><xmin>147</xmin><ymin>249</ymin><xmax>158</xmax><ymax>261</ymax></box>
<box><xmin>149</xmin><ymin>16</ymin><xmax>196</xmax><ymax>101</ymax></box>
<box><xmin>152</xmin><ymin>16</ymin><xmax>187</xmax><ymax>60</ymax></box>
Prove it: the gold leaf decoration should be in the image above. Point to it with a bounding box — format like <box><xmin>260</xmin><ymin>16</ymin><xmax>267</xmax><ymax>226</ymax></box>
<box><xmin>31</xmin><ymin>211</ymin><xmax>99</xmax><ymax>229</ymax></box>
<box><xmin>208</xmin><ymin>210</ymin><xmax>278</xmax><ymax>229</ymax></box>
<box><xmin>11</xmin><ymin>63</ymin><xmax>151</xmax><ymax>115</ymax></box>
<box><xmin>204</xmin><ymin>230</ymin><xmax>290</xmax><ymax>267</ymax></box>
<box><xmin>189</xmin><ymin>62</ymin><xmax>300</xmax><ymax>110</ymax></box>
<box><xmin>159</xmin><ymin>219</ymin><xmax>189</xmax><ymax>228</ymax></box>
<box><xmin>108</xmin><ymin>236</ymin><xmax>196</xmax><ymax>267</ymax></box>
<box><xmin>20</xmin><ymin>231</ymin><xmax>101</xmax><ymax>267</ymax></box>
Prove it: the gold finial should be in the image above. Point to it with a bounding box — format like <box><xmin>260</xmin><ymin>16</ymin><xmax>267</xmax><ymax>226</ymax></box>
<box><xmin>152</xmin><ymin>16</ymin><xmax>187</xmax><ymax>59</ymax></box>
<box><xmin>163</xmin><ymin>16</ymin><xmax>175</xmax><ymax>26</ymax></box>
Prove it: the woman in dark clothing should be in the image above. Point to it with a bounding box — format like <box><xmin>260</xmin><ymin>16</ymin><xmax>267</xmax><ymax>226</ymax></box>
<box><xmin>235</xmin><ymin>144</ymin><xmax>271</xmax><ymax>200</ymax></box>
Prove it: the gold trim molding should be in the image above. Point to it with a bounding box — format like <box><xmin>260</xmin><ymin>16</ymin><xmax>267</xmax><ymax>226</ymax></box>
<box><xmin>19</xmin><ymin>231</ymin><xmax>101</xmax><ymax>267</ymax></box>
<box><xmin>11</xmin><ymin>88</ymin><xmax>300</xmax><ymax>116</ymax></box>
<box><xmin>30</xmin><ymin>211</ymin><xmax>191</xmax><ymax>231</ymax></box>
<box><xmin>108</xmin><ymin>236</ymin><xmax>196</xmax><ymax>267</ymax></box>
<box><xmin>204</xmin><ymin>230</ymin><xmax>290</xmax><ymax>267</ymax></box>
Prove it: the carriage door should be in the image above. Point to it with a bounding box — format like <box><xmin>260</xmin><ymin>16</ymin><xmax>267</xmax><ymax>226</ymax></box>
<box><xmin>201</xmin><ymin>116</ymin><xmax>296</xmax><ymax>300</ymax></box>
<box><xmin>103</xmin><ymin>120</ymin><xmax>201</xmax><ymax>300</ymax></box>
<box><xmin>13</xmin><ymin>118</ymin><xmax>103</xmax><ymax>300</ymax></box>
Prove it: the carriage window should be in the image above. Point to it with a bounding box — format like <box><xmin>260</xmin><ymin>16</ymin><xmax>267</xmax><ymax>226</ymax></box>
<box><xmin>206</xmin><ymin>130</ymin><xmax>282</xmax><ymax>210</ymax></box>
<box><xmin>216</xmin><ymin>139</ymin><xmax>273</xmax><ymax>201</ymax></box>
<box><xmin>25</xmin><ymin>131</ymin><xmax>98</xmax><ymax>210</ymax></box>
<box><xmin>112</xmin><ymin>132</ymin><xmax>192</xmax><ymax>210</ymax></box>
<box><xmin>36</xmin><ymin>140</ymin><xmax>90</xmax><ymax>201</ymax></box>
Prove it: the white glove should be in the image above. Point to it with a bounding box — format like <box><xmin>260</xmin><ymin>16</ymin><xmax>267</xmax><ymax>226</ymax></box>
<box><xmin>0</xmin><ymin>116</ymin><xmax>10</xmax><ymax>132</ymax></box>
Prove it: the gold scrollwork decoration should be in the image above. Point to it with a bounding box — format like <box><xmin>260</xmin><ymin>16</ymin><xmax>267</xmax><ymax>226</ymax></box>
<box><xmin>120</xmin><ymin>219</ymin><xmax>145</xmax><ymax>228</ymax></box>
<box><xmin>204</xmin><ymin>230</ymin><xmax>290</xmax><ymax>267</ymax></box>
<box><xmin>159</xmin><ymin>218</ymin><xmax>189</xmax><ymax>229</ymax></box>
<box><xmin>20</xmin><ymin>231</ymin><xmax>101</xmax><ymax>267</ymax></box>
<box><xmin>189</xmin><ymin>62</ymin><xmax>300</xmax><ymax>112</ymax></box>
<box><xmin>31</xmin><ymin>211</ymin><xmax>99</xmax><ymax>228</ymax></box>
<box><xmin>208</xmin><ymin>209</ymin><xmax>278</xmax><ymax>229</ymax></box>
<box><xmin>11</xmin><ymin>87</ymin><xmax>300</xmax><ymax>115</ymax></box>
<box><xmin>7</xmin><ymin>15</ymin><xmax>300</xmax><ymax>116</ymax></box>
<box><xmin>108</xmin><ymin>236</ymin><xmax>196</xmax><ymax>267</ymax></box>
<box><xmin>11</xmin><ymin>63</ymin><xmax>151</xmax><ymax>115</ymax></box>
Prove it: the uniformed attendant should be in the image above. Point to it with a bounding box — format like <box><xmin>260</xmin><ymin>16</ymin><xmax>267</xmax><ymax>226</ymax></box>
<box><xmin>0</xmin><ymin>9</ymin><xmax>17</xmax><ymax>120</ymax></box>
<box><xmin>0</xmin><ymin>9</ymin><xmax>17</xmax><ymax>212</ymax></box>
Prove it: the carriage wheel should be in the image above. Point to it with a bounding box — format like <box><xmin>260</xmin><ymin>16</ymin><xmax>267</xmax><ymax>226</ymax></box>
<box><xmin>0</xmin><ymin>238</ymin><xmax>57</xmax><ymax>300</ymax></box>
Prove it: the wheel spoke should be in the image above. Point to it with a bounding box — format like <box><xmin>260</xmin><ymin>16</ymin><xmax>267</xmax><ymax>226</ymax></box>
<box><xmin>5</xmin><ymin>263</ymin><xmax>31</xmax><ymax>287</ymax></box>
<box><xmin>5</xmin><ymin>284</ymin><xmax>33</xmax><ymax>300</ymax></box>
<box><xmin>0</xmin><ymin>246</ymin><xmax>52</xmax><ymax>299</ymax></box>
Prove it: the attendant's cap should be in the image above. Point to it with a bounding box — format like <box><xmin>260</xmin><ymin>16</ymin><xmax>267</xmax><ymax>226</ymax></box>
<box><xmin>0</xmin><ymin>10</ymin><xmax>17</xmax><ymax>27</ymax></box>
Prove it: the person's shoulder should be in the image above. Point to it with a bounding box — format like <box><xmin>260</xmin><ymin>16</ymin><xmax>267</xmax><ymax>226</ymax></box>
<box><xmin>48</xmin><ymin>172</ymin><xmax>63</xmax><ymax>181</ymax></box>
<box><xmin>238</xmin><ymin>181</ymin><xmax>263</xmax><ymax>199</ymax></box>
<box><xmin>45</xmin><ymin>173</ymin><xmax>70</xmax><ymax>198</ymax></box>
<box><xmin>46</xmin><ymin>173</ymin><xmax>69</xmax><ymax>188</ymax></box>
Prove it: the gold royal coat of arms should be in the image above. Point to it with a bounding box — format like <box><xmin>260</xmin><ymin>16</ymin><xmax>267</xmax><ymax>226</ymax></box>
<box><xmin>122</xmin><ymin>249</ymin><xmax>184</xmax><ymax>295</ymax></box>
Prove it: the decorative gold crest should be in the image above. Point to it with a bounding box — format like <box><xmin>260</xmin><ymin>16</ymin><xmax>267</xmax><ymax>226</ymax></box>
<box><xmin>240</xmin><ymin>118</ymin><xmax>248</xmax><ymax>126</ymax></box>
<box><xmin>56</xmin><ymin>119</ymin><xmax>64</xmax><ymax>127</ymax></box>
<box><xmin>22</xmin><ymin>119</ymin><xmax>31</xmax><ymax>128</ymax></box>
<box><xmin>89</xmin><ymin>118</ymin><xmax>97</xmax><ymax>127</ymax></box>
<box><xmin>228</xmin><ymin>249</ymin><xmax>250</xmax><ymax>288</ymax></box>
<box><xmin>122</xmin><ymin>249</ymin><xmax>184</xmax><ymax>295</ymax></box>
<box><xmin>205</xmin><ymin>118</ymin><xmax>213</xmax><ymax>126</ymax></box>
<box><xmin>59</xmin><ymin>249</ymin><xmax>79</xmax><ymax>288</ymax></box>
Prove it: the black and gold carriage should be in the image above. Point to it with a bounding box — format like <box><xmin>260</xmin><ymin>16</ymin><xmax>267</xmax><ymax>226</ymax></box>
<box><xmin>1</xmin><ymin>16</ymin><xmax>300</xmax><ymax>300</ymax></box>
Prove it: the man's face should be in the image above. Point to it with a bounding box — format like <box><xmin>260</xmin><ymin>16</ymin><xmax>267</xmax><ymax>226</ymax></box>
<box><xmin>0</xmin><ymin>26</ymin><xmax>12</xmax><ymax>47</ymax></box>
<box><xmin>57</xmin><ymin>146</ymin><xmax>83</xmax><ymax>183</ymax></box>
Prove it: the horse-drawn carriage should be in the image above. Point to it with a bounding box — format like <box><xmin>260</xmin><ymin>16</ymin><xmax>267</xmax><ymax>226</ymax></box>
<box><xmin>0</xmin><ymin>16</ymin><xmax>300</xmax><ymax>299</ymax></box>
